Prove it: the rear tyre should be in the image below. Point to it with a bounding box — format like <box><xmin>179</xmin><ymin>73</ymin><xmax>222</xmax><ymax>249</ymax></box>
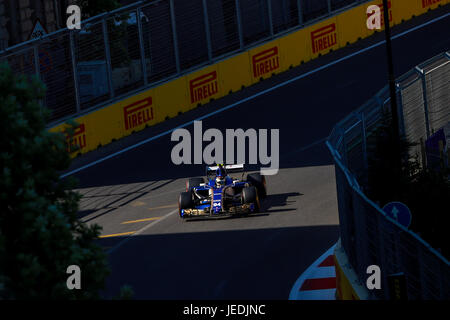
<box><xmin>186</xmin><ymin>177</ymin><xmax>204</xmax><ymax>191</ymax></box>
<box><xmin>242</xmin><ymin>186</ymin><xmax>260</xmax><ymax>213</ymax></box>
<box><xmin>179</xmin><ymin>191</ymin><xmax>193</xmax><ymax>217</ymax></box>
<box><xmin>247</xmin><ymin>173</ymin><xmax>267</xmax><ymax>199</ymax></box>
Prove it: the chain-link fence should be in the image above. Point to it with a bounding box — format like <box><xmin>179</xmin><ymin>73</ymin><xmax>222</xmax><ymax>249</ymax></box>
<box><xmin>0</xmin><ymin>0</ymin><xmax>371</xmax><ymax>124</ymax></box>
<box><xmin>327</xmin><ymin>51</ymin><xmax>450</xmax><ymax>300</ymax></box>
<box><xmin>397</xmin><ymin>53</ymin><xmax>450</xmax><ymax>166</ymax></box>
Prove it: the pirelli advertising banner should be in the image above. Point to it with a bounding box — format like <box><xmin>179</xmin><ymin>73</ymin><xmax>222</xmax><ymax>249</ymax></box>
<box><xmin>249</xmin><ymin>41</ymin><xmax>282</xmax><ymax>83</ymax></box>
<box><xmin>49</xmin><ymin>0</ymin><xmax>448</xmax><ymax>158</ymax></box>
<box><xmin>308</xmin><ymin>17</ymin><xmax>339</xmax><ymax>59</ymax></box>
<box><xmin>187</xmin><ymin>65</ymin><xmax>221</xmax><ymax>107</ymax></box>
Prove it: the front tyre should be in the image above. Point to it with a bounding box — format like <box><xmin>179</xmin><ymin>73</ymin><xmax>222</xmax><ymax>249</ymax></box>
<box><xmin>179</xmin><ymin>191</ymin><xmax>193</xmax><ymax>217</ymax></box>
<box><xmin>242</xmin><ymin>186</ymin><xmax>260</xmax><ymax>213</ymax></box>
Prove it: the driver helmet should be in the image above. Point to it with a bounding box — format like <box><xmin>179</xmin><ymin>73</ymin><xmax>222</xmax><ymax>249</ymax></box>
<box><xmin>216</xmin><ymin>166</ymin><xmax>226</xmax><ymax>187</ymax></box>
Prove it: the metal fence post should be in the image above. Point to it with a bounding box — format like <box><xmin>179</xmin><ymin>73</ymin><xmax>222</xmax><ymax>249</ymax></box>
<box><xmin>341</xmin><ymin>126</ymin><xmax>348</xmax><ymax>166</ymax></box>
<box><xmin>33</xmin><ymin>45</ymin><xmax>43</xmax><ymax>113</ymax></box>
<box><xmin>202</xmin><ymin>0</ymin><xmax>213</xmax><ymax>62</ymax></box>
<box><xmin>267</xmin><ymin>0</ymin><xmax>274</xmax><ymax>37</ymax></box>
<box><xmin>395</xmin><ymin>84</ymin><xmax>406</xmax><ymax>138</ymax></box>
<box><xmin>235</xmin><ymin>0</ymin><xmax>244</xmax><ymax>49</ymax></box>
<box><xmin>33</xmin><ymin>45</ymin><xmax>41</xmax><ymax>80</ymax></box>
<box><xmin>69</xmin><ymin>31</ymin><xmax>81</xmax><ymax>114</ymax></box>
<box><xmin>415</xmin><ymin>66</ymin><xmax>431</xmax><ymax>138</ymax></box>
<box><xmin>137</xmin><ymin>8</ymin><xmax>148</xmax><ymax>86</ymax></box>
<box><xmin>360</xmin><ymin>112</ymin><xmax>368</xmax><ymax>174</ymax></box>
<box><xmin>102</xmin><ymin>18</ymin><xmax>115</xmax><ymax>99</ymax></box>
<box><xmin>169</xmin><ymin>0</ymin><xmax>181</xmax><ymax>74</ymax></box>
<box><xmin>296</xmin><ymin>0</ymin><xmax>303</xmax><ymax>26</ymax></box>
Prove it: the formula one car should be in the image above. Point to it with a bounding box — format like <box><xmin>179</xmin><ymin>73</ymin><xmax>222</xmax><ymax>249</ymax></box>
<box><xmin>178</xmin><ymin>164</ymin><xmax>267</xmax><ymax>218</ymax></box>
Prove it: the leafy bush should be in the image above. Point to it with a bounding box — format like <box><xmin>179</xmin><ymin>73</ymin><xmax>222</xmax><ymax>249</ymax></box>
<box><xmin>0</xmin><ymin>64</ymin><xmax>110</xmax><ymax>299</ymax></box>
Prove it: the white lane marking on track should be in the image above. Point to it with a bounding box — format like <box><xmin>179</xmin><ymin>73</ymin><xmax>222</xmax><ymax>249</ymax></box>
<box><xmin>288</xmin><ymin>243</ymin><xmax>336</xmax><ymax>300</ymax></box>
<box><xmin>107</xmin><ymin>208</ymin><xmax>178</xmax><ymax>254</ymax></box>
<box><xmin>61</xmin><ymin>12</ymin><xmax>450</xmax><ymax>179</ymax></box>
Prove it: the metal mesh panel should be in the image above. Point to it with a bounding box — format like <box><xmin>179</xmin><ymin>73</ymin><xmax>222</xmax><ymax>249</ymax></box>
<box><xmin>239</xmin><ymin>0</ymin><xmax>271</xmax><ymax>46</ymax></box>
<box><xmin>334</xmin><ymin>161</ymin><xmax>357</xmax><ymax>270</ymax></box>
<box><xmin>207</xmin><ymin>0</ymin><xmax>241</xmax><ymax>57</ymax></box>
<box><xmin>378</xmin><ymin>217</ymin><xmax>401</xmax><ymax>293</ymax></box>
<box><xmin>271</xmin><ymin>0</ymin><xmax>300</xmax><ymax>34</ymax></box>
<box><xmin>107</xmin><ymin>11</ymin><xmax>144</xmax><ymax>96</ymax></box>
<box><xmin>345</xmin><ymin>118</ymin><xmax>366</xmax><ymax>179</ymax></box>
<box><xmin>398</xmin><ymin>232</ymin><xmax>422</xmax><ymax>299</ymax></box>
<box><xmin>420</xmin><ymin>247</ymin><xmax>444</xmax><ymax>299</ymax></box>
<box><xmin>1</xmin><ymin>48</ymin><xmax>36</xmax><ymax>78</ymax></box>
<box><xmin>328</xmin><ymin>125</ymin><xmax>344</xmax><ymax>151</ymax></box>
<box><xmin>73</xmin><ymin>21</ymin><xmax>110</xmax><ymax>110</ymax></box>
<box><xmin>37</xmin><ymin>33</ymin><xmax>77</xmax><ymax>121</ymax></box>
<box><xmin>140</xmin><ymin>1</ymin><xmax>177</xmax><ymax>82</ymax></box>
<box><xmin>301</xmin><ymin>0</ymin><xmax>329</xmax><ymax>22</ymax></box>
<box><xmin>351</xmin><ymin>189</ymin><xmax>370</xmax><ymax>280</ymax></box>
<box><xmin>361</xmin><ymin>100</ymin><xmax>383</xmax><ymax>141</ymax></box>
<box><xmin>173</xmin><ymin>0</ymin><xmax>209</xmax><ymax>70</ymax></box>
<box><xmin>331</xmin><ymin>0</ymin><xmax>356</xmax><ymax>11</ymax></box>
<box><xmin>399</xmin><ymin>75</ymin><xmax>427</xmax><ymax>150</ymax></box>
<box><xmin>424</xmin><ymin>60</ymin><xmax>450</xmax><ymax>133</ymax></box>
<box><xmin>442</xmin><ymin>260</ymin><xmax>450</xmax><ymax>298</ymax></box>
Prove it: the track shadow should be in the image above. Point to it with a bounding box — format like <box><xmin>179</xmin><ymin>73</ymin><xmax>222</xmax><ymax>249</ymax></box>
<box><xmin>182</xmin><ymin>213</ymin><xmax>269</xmax><ymax>223</ymax></box>
<box><xmin>77</xmin><ymin>209</ymin><xmax>97</xmax><ymax>220</ymax></box>
<box><xmin>263</xmin><ymin>192</ymin><xmax>303</xmax><ymax>212</ymax></box>
<box><xmin>100</xmin><ymin>224</ymin><xmax>340</xmax><ymax>299</ymax></box>
<box><xmin>76</xmin><ymin>179</ymin><xmax>177</xmax><ymax>223</ymax></box>
<box><xmin>77</xmin><ymin>208</ymin><xmax>116</xmax><ymax>223</ymax></box>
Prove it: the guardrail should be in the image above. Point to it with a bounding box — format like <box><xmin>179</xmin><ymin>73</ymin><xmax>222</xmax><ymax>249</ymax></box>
<box><xmin>0</xmin><ymin>0</ymin><xmax>418</xmax><ymax>124</ymax></box>
<box><xmin>326</xmin><ymin>51</ymin><xmax>450</xmax><ymax>299</ymax></box>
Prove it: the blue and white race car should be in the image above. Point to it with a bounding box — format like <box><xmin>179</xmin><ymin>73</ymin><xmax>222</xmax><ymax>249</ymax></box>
<box><xmin>178</xmin><ymin>164</ymin><xmax>267</xmax><ymax>218</ymax></box>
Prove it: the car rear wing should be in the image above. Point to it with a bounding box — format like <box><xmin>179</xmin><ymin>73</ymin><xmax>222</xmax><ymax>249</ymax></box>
<box><xmin>206</xmin><ymin>164</ymin><xmax>245</xmax><ymax>176</ymax></box>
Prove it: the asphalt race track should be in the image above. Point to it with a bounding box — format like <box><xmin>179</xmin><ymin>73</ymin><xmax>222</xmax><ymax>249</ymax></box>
<box><xmin>64</xmin><ymin>7</ymin><xmax>450</xmax><ymax>299</ymax></box>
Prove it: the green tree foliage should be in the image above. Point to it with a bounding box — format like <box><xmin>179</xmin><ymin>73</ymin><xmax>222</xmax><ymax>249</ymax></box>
<box><xmin>366</xmin><ymin>110</ymin><xmax>420</xmax><ymax>204</ymax></box>
<box><xmin>0</xmin><ymin>64</ymin><xmax>110</xmax><ymax>299</ymax></box>
<box><xmin>366</xmin><ymin>112</ymin><xmax>450</xmax><ymax>258</ymax></box>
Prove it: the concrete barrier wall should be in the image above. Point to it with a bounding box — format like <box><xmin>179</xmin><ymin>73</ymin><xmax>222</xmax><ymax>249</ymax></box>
<box><xmin>334</xmin><ymin>238</ymin><xmax>371</xmax><ymax>300</ymax></box>
<box><xmin>50</xmin><ymin>0</ymin><xmax>449</xmax><ymax>156</ymax></box>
